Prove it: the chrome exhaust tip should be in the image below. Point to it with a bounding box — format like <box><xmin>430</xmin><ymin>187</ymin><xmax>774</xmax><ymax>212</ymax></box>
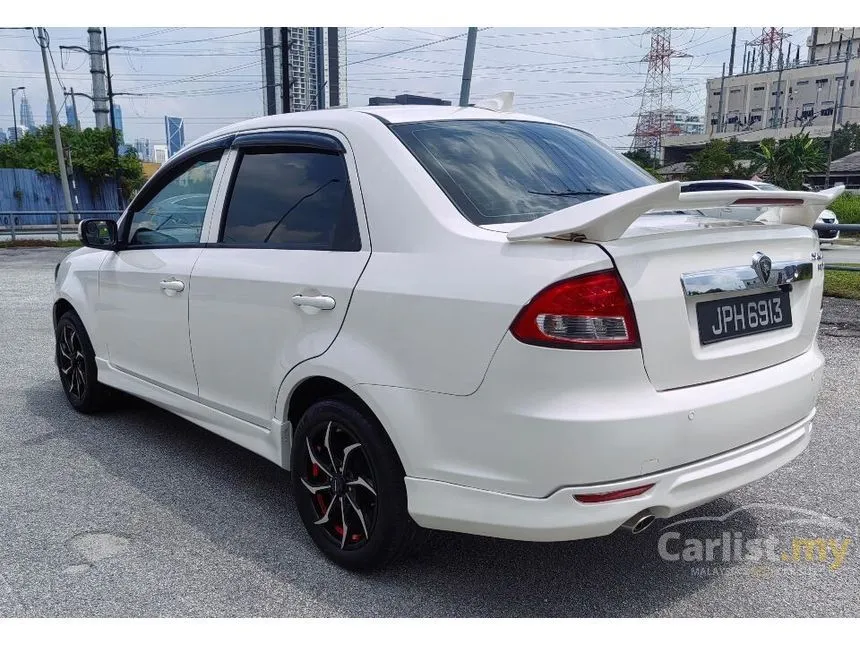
<box><xmin>622</xmin><ymin>509</ymin><xmax>656</xmax><ymax>534</ymax></box>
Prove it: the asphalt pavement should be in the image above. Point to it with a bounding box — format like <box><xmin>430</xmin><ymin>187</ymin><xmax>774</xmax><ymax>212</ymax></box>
<box><xmin>823</xmin><ymin>243</ymin><xmax>860</xmax><ymax>265</ymax></box>
<box><xmin>1</xmin><ymin>247</ymin><xmax>858</xmax><ymax>617</ymax></box>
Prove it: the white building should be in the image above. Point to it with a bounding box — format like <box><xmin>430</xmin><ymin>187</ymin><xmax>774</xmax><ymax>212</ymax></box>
<box><xmin>704</xmin><ymin>57</ymin><xmax>860</xmax><ymax>137</ymax></box>
<box><xmin>663</xmin><ymin>27</ymin><xmax>860</xmax><ymax>163</ymax></box>
<box><xmin>808</xmin><ymin>27</ymin><xmax>860</xmax><ymax>64</ymax></box>
<box><xmin>152</xmin><ymin>144</ymin><xmax>168</xmax><ymax>164</ymax></box>
<box><xmin>665</xmin><ymin>111</ymin><xmax>706</xmax><ymax>137</ymax></box>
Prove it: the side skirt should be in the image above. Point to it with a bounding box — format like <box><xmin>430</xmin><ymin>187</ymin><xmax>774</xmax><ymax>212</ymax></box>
<box><xmin>95</xmin><ymin>358</ymin><xmax>288</xmax><ymax>469</ymax></box>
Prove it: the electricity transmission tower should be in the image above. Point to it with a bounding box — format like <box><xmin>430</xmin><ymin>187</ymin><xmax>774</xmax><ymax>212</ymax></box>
<box><xmin>630</xmin><ymin>28</ymin><xmax>690</xmax><ymax>164</ymax></box>
<box><xmin>749</xmin><ymin>27</ymin><xmax>790</xmax><ymax>72</ymax></box>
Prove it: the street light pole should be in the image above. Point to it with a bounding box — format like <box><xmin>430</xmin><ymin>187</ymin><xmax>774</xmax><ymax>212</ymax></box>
<box><xmin>11</xmin><ymin>86</ymin><xmax>25</xmax><ymax>142</ymax></box>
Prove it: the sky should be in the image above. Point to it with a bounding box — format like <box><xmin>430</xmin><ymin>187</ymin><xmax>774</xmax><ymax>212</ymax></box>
<box><xmin>0</xmin><ymin>26</ymin><xmax>814</xmax><ymax>152</ymax></box>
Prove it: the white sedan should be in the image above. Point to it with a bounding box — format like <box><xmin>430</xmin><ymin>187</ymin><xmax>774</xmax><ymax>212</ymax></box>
<box><xmin>680</xmin><ymin>179</ymin><xmax>840</xmax><ymax>243</ymax></box>
<box><xmin>54</xmin><ymin>105</ymin><xmax>841</xmax><ymax>570</ymax></box>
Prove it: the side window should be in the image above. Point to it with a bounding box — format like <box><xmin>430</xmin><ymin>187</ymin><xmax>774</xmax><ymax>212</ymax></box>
<box><xmin>127</xmin><ymin>151</ymin><xmax>222</xmax><ymax>247</ymax></box>
<box><xmin>219</xmin><ymin>148</ymin><xmax>360</xmax><ymax>251</ymax></box>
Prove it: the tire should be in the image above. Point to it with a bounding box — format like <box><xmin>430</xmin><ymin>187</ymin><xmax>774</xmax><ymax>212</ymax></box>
<box><xmin>291</xmin><ymin>398</ymin><xmax>422</xmax><ymax>571</ymax></box>
<box><xmin>55</xmin><ymin>311</ymin><xmax>113</xmax><ymax>414</ymax></box>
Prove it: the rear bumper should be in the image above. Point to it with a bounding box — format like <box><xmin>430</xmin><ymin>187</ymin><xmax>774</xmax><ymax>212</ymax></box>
<box><xmin>361</xmin><ymin>338</ymin><xmax>824</xmax><ymax>499</ymax></box>
<box><xmin>406</xmin><ymin>409</ymin><xmax>814</xmax><ymax>541</ymax></box>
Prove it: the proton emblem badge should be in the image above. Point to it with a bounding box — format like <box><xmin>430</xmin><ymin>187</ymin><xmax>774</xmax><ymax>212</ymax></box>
<box><xmin>752</xmin><ymin>251</ymin><xmax>772</xmax><ymax>285</ymax></box>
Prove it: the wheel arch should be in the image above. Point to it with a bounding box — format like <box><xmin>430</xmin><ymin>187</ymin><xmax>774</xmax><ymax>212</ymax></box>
<box><xmin>279</xmin><ymin>371</ymin><xmax>411</xmax><ymax>475</ymax></box>
<box><xmin>53</xmin><ymin>298</ymin><xmax>77</xmax><ymax>328</ymax></box>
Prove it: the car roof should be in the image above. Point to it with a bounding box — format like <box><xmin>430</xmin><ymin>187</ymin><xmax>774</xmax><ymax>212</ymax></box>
<box><xmin>183</xmin><ymin>105</ymin><xmax>571</xmax><ymax>151</ymax></box>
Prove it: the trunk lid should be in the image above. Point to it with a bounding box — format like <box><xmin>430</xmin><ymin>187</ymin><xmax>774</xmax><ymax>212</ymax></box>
<box><xmin>595</xmin><ymin>214</ymin><xmax>822</xmax><ymax>391</ymax></box>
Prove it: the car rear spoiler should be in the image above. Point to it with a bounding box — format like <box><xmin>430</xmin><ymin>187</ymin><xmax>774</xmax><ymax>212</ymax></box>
<box><xmin>506</xmin><ymin>182</ymin><xmax>845</xmax><ymax>243</ymax></box>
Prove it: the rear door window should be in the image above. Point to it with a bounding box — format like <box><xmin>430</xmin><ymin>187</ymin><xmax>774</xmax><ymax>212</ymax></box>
<box><xmin>219</xmin><ymin>148</ymin><xmax>360</xmax><ymax>251</ymax></box>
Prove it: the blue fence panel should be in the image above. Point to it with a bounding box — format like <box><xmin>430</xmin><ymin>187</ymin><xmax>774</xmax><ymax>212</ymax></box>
<box><xmin>0</xmin><ymin>168</ymin><xmax>121</xmax><ymax>224</ymax></box>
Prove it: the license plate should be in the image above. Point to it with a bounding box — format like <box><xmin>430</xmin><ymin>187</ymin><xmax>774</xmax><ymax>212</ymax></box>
<box><xmin>696</xmin><ymin>291</ymin><xmax>792</xmax><ymax>345</ymax></box>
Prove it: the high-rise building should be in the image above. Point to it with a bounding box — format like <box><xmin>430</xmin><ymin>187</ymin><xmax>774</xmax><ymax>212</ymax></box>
<box><xmin>164</xmin><ymin>116</ymin><xmax>185</xmax><ymax>158</ymax></box>
<box><xmin>7</xmin><ymin>126</ymin><xmax>25</xmax><ymax>141</ymax></box>
<box><xmin>134</xmin><ymin>138</ymin><xmax>152</xmax><ymax>162</ymax></box>
<box><xmin>112</xmin><ymin>104</ymin><xmax>124</xmax><ymax>140</ymax></box>
<box><xmin>18</xmin><ymin>93</ymin><xmax>35</xmax><ymax>131</ymax></box>
<box><xmin>65</xmin><ymin>102</ymin><xmax>79</xmax><ymax>130</ymax></box>
<box><xmin>0</xmin><ymin>131</ymin><xmax>7</xmax><ymax>144</ymax></box>
<box><xmin>260</xmin><ymin>27</ymin><xmax>347</xmax><ymax>114</ymax></box>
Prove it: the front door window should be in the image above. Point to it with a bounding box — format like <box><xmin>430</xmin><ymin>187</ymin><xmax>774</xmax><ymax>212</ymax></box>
<box><xmin>127</xmin><ymin>152</ymin><xmax>222</xmax><ymax>246</ymax></box>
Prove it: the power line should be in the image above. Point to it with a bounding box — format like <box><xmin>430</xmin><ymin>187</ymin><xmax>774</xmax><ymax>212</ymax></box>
<box><xmin>349</xmin><ymin>28</ymin><xmax>491</xmax><ymax>66</ymax></box>
<box><xmin>121</xmin><ymin>29</ymin><xmax>259</xmax><ymax>48</ymax></box>
<box><xmin>114</xmin><ymin>27</ymin><xmax>185</xmax><ymax>43</ymax></box>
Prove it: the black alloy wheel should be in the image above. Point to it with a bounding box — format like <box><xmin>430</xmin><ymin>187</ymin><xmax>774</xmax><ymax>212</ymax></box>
<box><xmin>57</xmin><ymin>321</ymin><xmax>87</xmax><ymax>401</ymax></box>
<box><xmin>291</xmin><ymin>398</ymin><xmax>422</xmax><ymax>570</ymax></box>
<box><xmin>300</xmin><ymin>419</ymin><xmax>378</xmax><ymax>550</ymax></box>
<box><xmin>55</xmin><ymin>311</ymin><xmax>111</xmax><ymax>413</ymax></box>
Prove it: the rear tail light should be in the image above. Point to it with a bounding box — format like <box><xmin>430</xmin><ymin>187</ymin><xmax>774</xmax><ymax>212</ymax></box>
<box><xmin>510</xmin><ymin>270</ymin><xmax>640</xmax><ymax>349</ymax></box>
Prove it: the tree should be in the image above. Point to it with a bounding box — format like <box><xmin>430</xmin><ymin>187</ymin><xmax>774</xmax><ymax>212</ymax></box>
<box><xmin>830</xmin><ymin>122</ymin><xmax>860</xmax><ymax>161</ymax></box>
<box><xmin>624</xmin><ymin>148</ymin><xmax>656</xmax><ymax>168</ymax></box>
<box><xmin>685</xmin><ymin>138</ymin><xmax>753</xmax><ymax>180</ymax></box>
<box><xmin>622</xmin><ymin>149</ymin><xmax>661</xmax><ymax>179</ymax></box>
<box><xmin>0</xmin><ymin>125</ymin><xmax>144</xmax><ymax>200</ymax></box>
<box><xmin>753</xmin><ymin>133</ymin><xmax>825</xmax><ymax>190</ymax></box>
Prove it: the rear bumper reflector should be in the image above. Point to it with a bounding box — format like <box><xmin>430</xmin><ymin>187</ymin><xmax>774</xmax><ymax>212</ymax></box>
<box><xmin>574</xmin><ymin>484</ymin><xmax>654</xmax><ymax>504</ymax></box>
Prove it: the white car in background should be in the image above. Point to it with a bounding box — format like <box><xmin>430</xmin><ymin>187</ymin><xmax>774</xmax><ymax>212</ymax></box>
<box><xmin>680</xmin><ymin>179</ymin><xmax>840</xmax><ymax>243</ymax></box>
<box><xmin>54</xmin><ymin>105</ymin><xmax>842</xmax><ymax>570</ymax></box>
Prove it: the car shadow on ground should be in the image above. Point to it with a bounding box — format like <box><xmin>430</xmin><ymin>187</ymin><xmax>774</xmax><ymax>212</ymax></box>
<box><xmin>25</xmin><ymin>381</ymin><xmax>767</xmax><ymax>617</ymax></box>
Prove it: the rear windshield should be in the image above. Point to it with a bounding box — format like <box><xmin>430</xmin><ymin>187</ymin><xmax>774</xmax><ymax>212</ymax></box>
<box><xmin>391</xmin><ymin>119</ymin><xmax>656</xmax><ymax>226</ymax></box>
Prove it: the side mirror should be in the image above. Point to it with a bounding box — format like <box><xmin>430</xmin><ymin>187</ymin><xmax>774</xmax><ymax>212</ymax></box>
<box><xmin>79</xmin><ymin>219</ymin><xmax>119</xmax><ymax>250</ymax></box>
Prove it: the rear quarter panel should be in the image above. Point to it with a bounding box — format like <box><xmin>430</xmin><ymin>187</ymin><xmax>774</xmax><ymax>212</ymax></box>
<box><xmin>316</xmin><ymin>118</ymin><xmax>615</xmax><ymax>394</ymax></box>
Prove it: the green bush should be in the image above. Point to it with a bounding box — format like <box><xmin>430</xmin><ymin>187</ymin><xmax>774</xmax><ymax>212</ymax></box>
<box><xmin>829</xmin><ymin>192</ymin><xmax>860</xmax><ymax>224</ymax></box>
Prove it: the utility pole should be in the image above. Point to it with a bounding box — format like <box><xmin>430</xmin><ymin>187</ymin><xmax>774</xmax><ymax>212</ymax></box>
<box><xmin>716</xmin><ymin>63</ymin><xmax>726</xmax><ymax>134</ymax></box>
<box><xmin>728</xmin><ymin>27</ymin><xmax>737</xmax><ymax>76</ymax></box>
<box><xmin>328</xmin><ymin>27</ymin><xmax>340</xmax><ymax>108</ymax></box>
<box><xmin>826</xmin><ymin>39</ymin><xmax>852</xmax><ymax>187</ymax></box>
<box><xmin>86</xmin><ymin>28</ymin><xmax>109</xmax><ymax>129</ymax></box>
<box><xmin>102</xmin><ymin>27</ymin><xmax>124</xmax><ymax>209</ymax></box>
<box><xmin>281</xmin><ymin>27</ymin><xmax>293</xmax><ymax>113</ymax></box>
<box><xmin>36</xmin><ymin>28</ymin><xmax>74</xmax><ymax>222</ymax></box>
<box><xmin>459</xmin><ymin>27</ymin><xmax>478</xmax><ymax>107</ymax></box>
<box><xmin>772</xmin><ymin>47</ymin><xmax>784</xmax><ymax>129</ymax></box>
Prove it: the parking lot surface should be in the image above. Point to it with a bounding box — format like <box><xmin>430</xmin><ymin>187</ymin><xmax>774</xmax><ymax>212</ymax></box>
<box><xmin>1</xmin><ymin>247</ymin><xmax>858</xmax><ymax>617</ymax></box>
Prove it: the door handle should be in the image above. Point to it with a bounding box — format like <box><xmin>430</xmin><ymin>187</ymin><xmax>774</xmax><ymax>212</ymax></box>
<box><xmin>159</xmin><ymin>279</ymin><xmax>185</xmax><ymax>293</ymax></box>
<box><xmin>292</xmin><ymin>294</ymin><xmax>336</xmax><ymax>310</ymax></box>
